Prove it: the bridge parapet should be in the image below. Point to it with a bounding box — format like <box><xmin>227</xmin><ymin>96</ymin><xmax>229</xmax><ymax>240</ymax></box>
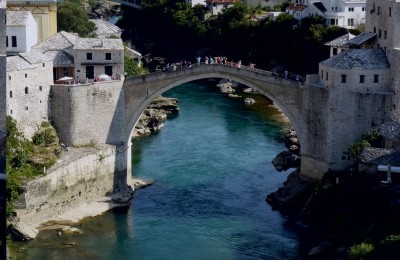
<box><xmin>125</xmin><ymin>63</ymin><xmax>305</xmax><ymax>89</ymax></box>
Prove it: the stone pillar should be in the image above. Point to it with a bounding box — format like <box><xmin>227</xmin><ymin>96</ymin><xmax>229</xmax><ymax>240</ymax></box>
<box><xmin>114</xmin><ymin>142</ymin><xmax>131</xmax><ymax>193</ymax></box>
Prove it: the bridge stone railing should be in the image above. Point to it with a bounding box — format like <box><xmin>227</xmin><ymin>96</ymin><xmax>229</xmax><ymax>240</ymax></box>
<box><xmin>126</xmin><ymin>63</ymin><xmax>305</xmax><ymax>89</ymax></box>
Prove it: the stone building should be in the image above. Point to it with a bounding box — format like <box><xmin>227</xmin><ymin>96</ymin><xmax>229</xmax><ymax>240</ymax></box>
<box><xmin>32</xmin><ymin>31</ymin><xmax>124</xmax><ymax>82</ymax></box>
<box><xmin>90</xmin><ymin>19</ymin><xmax>122</xmax><ymax>39</ymax></box>
<box><xmin>32</xmin><ymin>31</ymin><xmax>78</xmax><ymax>80</ymax></box>
<box><xmin>73</xmin><ymin>38</ymin><xmax>124</xmax><ymax>81</ymax></box>
<box><xmin>6</xmin><ymin>29</ymin><xmax>124</xmax><ymax>139</ymax></box>
<box><xmin>6</xmin><ymin>10</ymin><xmax>37</xmax><ymax>55</ymax></box>
<box><xmin>365</xmin><ymin>0</ymin><xmax>400</xmax><ymax>121</ymax></box>
<box><xmin>302</xmin><ymin>0</ymin><xmax>399</xmax><ymax>173</ymax></box>
<box><xmin>318</xmin><ymin>48</ymin><xmax>390</xmax><ymax>92</ymax></box>
<box><xmin>6</xmin><ymin>51</ymin><xmax>53</xmax><ymax>138</ymax></box>
<box><xmin>6</xmin><ymin>0</ymin><xmax>57</xmax><ymax>43</ymax></box>
<box><xmin>324</xmin><ymin>32</ymin><xmax>355</xmax><ymax>57</ymax></box>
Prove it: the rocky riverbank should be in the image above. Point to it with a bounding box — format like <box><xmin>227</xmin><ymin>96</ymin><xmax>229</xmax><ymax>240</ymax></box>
<box><xmin>133</xmin><ymin>96</ymin><xmax>179</xmax><ymax>138</ymax></box>
<box><xmin>85</xmin><ymin>0</ymin><xmax>121</xmax><ymax>20</ymax></box>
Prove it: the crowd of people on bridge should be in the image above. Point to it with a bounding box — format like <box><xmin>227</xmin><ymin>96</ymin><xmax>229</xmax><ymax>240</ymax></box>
<box><xmin>157</xmin><ymin>56</ymin><xmax>256</xmax><ymax>72</ymax></box>
<box><xmin>153</xmin><ymin>56</ymin><xmax>304</xmax><ymax>82</ymax></box>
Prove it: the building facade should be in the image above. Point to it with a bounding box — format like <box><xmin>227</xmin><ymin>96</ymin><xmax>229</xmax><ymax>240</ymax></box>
<box><xmin>365</xmin><ymin>0</ymin><xmax>400</xmax><ymax>121</ymax></box>
<box><xmin>73</xmin><ymin>38</ymin><xmax>124</xmax><ymax>81</ymax></box>
<box><xmin>288</xmin><ymin>0</ymin><xmax>366</xmax><ymax>29</ymax></box>
<box><xmin>6</xmin><ymin>51</ymin><xmax>53</xmax><ymax>138</ymax></box>
<box><xmin>6</xmin><ymin>0</ymin><xmax>57</xmax><ymax>42</ymax></box>
<box><xmin>6</xmin><ymin>11</ymin><xmax>37</xmax><ymax>55</ymax></box>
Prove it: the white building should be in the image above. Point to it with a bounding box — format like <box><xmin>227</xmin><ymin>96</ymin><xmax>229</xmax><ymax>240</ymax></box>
<box><xmin>186</xmin><ymin>0</ymin><xmax>206</xmax><ymax>7</ymax></box>
<box><xmin>6</xmin><ymin>10</ymin><xmax>37</xmax><ymax>55</ymax></box>
<box><xmin>206</xmin><ymin>0</ymin><xmax>239</xmax><ymax>15</ymax></box>
<box><xmin>287</xmin><ymin>0</ymin><xmax>366</xmax><ymax>29</ymax></box>
<box><xmin>6</xmin><ymin>0</ymin><xmax>58</xmax><ymax>43</ymax></box>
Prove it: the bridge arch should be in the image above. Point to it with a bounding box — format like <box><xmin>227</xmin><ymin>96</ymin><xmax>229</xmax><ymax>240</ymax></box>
<box><xmin>123</xmin><ymin>64</ymin><xmax>305</xmax><ymax>146</ymax></box>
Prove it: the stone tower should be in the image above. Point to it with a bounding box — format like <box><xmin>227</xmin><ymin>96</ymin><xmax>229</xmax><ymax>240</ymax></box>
<box><xmin>365</xmin><ymin>0</ymin><xmax>400</xmax><ymax>120</ymax></box>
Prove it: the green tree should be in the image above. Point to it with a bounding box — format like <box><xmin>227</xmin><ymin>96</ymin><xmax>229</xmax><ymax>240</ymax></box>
<box><xmin>124</xmin><ymin>53</ymin><xmax>148</xmax><ymax>77</ymax></box>
<box><xmin>57</xmin><ymin>1</ymin><xmax>96</xmax><ymax>37</ymax></box>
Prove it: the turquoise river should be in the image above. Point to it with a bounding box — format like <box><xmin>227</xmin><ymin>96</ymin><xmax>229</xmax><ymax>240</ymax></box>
<box><xmin>12</xmin><ymin>80</ymin><xmax>305</xmax><ymax>259</ymax></box>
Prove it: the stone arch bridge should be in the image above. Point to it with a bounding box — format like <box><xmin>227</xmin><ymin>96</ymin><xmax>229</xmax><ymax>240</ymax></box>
<box><xmin>51</xmin><ymin>63</ymin><xmax>393</xmax><ymax>191</ymax></box>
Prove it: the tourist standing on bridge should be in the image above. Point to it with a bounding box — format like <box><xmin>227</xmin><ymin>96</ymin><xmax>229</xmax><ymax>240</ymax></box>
<box><xmin>196</xmin><ymin>56</ymin><xmax>201</xmax><ymax>65</ymax></box>
<box><xmin>237</xmin><ymin>60</ymin><xmax>241</xmax><ymax>68</ymax></box>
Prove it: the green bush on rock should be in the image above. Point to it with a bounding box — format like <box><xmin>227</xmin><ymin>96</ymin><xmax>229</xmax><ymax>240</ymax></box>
<box><xmin>6</xmin><ymin>117</ymin><xmax>61</xmax><ymax>217</ymax></box>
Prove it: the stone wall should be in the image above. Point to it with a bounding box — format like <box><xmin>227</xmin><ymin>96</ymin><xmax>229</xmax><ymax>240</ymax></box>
<box><xmin>319</xmin><ymin>63</ymin><xmax>391</xmax><ymax>92</ymax></box>
<box><xmin>301</xmin><ymin>79</ymin><xmax>394</xmax><ymax>178</ymax></box>
<box><xmin>21</xmin><ymin>145</ymin><xmax>116</xmax><ymax>213</ymax></box>
<box><xmin>50</xmin><ymin>80</ymin><xmax>126</xmax><ymax>146</ymax></box>
<box><xmin>365</xmin><ymin>0</ymin><xmax>400</xmax><ymax>121</ymax></box>
<box><xmin>11</xmin><ymin>145</ymin><xmax>123</xmax><ymax>240</ymax></box>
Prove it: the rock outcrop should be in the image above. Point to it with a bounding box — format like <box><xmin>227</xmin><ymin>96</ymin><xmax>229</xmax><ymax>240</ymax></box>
<box><xmin>85</xmin><ymin>0</ymin><xmax>120</xmax><ymax>20</ymax></box>
<box><xmin>266</xmin><ymin>170</ymin><xmax>316</xmax><ymax>214</ymax></box>
<box><xmin>272</xmin><ymin>151</ymin><xmax>300</xmax><ymax>172</ymax></box>
<box><xmin>133</xmin><ymin>96</ymin><xmax>179</xmax><ymax>138</ymax></box>
<box><xmin>272</xmin><ymin>128</ymin><xmax>301</xmax><ymax>172</ymax></box>
<box><xmin>284</xmin><ymin>127</ymin><xmax>300</xmax><ymax>155</ymax></box>
<box><xmin>216</xmin><ymin>82</ymin><xmax>236</xmax><ymax>93</ymax></box>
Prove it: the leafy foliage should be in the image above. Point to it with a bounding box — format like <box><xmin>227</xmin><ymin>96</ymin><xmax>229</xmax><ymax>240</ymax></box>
<box><xmin>119</xmin><ymin>1</ymin><xmax>346</xmax><ymax>75</ymax></box>
<box><xmin>32</xmin><ymin>122</ymin><xmax>57</xmax><ymax>146</ymax></box>
<box><xmin>348</xmin><ymin>242</ymin><xmax>374</xmax><ymax>259</ymax></box>
<box><xmin>124</xmin><ymin>52</ymin><xmax>148</xmax><ymax>77</ymax></box>
<box><xmin>347</xmin><ymin>140</ymin><xmax>371</xmax><ymax>160</ymax></box>
<box><xmin>57</xmin><ymin>0</ymin><xmax>96</xmax><ymax>37</ymax></box>
<box><xmin>346</xmin><ymin>130</ymin><xmax>380</xmax><ymax>160</ymax></box>
<box><xmin>6</xmin><ymin>117</ymin><xmax>60</xmax><ymax>216</ymax></box>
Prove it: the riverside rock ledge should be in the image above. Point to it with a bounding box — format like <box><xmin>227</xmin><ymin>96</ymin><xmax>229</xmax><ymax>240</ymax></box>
<box><xmin>8</xmin><ymin>145</ymin><xmax>134</xmax><ymax>241</ymax></box>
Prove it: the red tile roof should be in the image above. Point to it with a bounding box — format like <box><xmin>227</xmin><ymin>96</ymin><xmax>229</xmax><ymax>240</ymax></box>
<box><xmin>287</xmin><ymin>4</ymin><xmax>308</xmax><ymax>12</ymax></box>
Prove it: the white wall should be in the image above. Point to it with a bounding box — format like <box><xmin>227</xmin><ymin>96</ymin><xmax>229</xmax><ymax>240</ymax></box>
<box><xmin>6</xmin><ymin>13</ymin><xmax>37</xmax><ymax>53</ymax></box>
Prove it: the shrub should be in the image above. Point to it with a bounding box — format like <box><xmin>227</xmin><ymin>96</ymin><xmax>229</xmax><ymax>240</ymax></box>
<box><xmin>348</xmin><ymin>242</ymin><xmax>374</xmax><ymax>259</ymax></box>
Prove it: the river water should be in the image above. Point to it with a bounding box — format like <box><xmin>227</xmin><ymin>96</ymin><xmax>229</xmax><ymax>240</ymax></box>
<box><xmin>12</xmin><ymin>80</ymin><xmax>302</xmax><ymax>259</ymax></box>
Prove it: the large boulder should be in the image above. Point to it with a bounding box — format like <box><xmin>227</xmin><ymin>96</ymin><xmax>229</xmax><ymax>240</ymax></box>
<box><xmin>272</xmin><ymin>151</ymin><xmax>300</xmax><ymax>172</ymax></box>
<box><xmin>216</xmin><ymin>82</ymin><xmax>235</xmax><ymax>93</ymax></box>
<box><xmin>266</xmin><ymin>171</ymin><xmax>316</xmax><ymax>214</ymax></box>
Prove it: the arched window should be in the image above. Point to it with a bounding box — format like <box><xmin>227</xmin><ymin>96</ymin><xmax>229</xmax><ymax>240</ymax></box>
<box><xmin>9</xmin><ymin>91</ymin><xmax>12</xmax><ymax>98</ymax></box>
<box><xmin>25</xmin><ymin>87</ymin><xmax>29</xmax><ymax>94</ymax></box>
